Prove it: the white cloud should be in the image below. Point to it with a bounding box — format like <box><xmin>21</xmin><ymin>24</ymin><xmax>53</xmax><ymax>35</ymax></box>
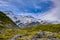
<box><xmin>0</xmin><ymin>0</ymin><xmax>9</xmax><ymax>6</ymax></box>
<box><xmin>38</xmin><ymin>0</ymin><xmax>60</xmax><ymax>22</ymax></box>
<box><xmin>0</xmin><ymin>0</ymin><xmax>60</xmax><ymax>22</ymax></box>
<box><xmin>0</xmin><ymin>0</ymin><xmax>20</xmax><ymax>14</ymax></box>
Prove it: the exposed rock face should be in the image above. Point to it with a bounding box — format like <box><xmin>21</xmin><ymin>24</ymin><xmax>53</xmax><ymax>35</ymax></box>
<box><xmin>4</xmin><ymin>11</ymin><xmax>60</xmax><ymax>28</ymax></box>
<box><xmin>4</xmin><ymin>11</ymin><xmax>41</xmax><ymax>28</ymax></box>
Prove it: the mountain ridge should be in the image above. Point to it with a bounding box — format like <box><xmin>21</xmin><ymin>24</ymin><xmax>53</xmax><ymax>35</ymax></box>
<box><xmin>0</xmin><ymin>11</ymin><xmax>19</xmax><ymax>29</ymax></box>
<box><xmin>3</xmin><ymin>11</ymin><xmax>60</xmax><ymax>28</ymax></box>
<box><xmin>4</xmin><ymin>11</ymin><xmax>41</xmax><ymax>28</ymax></box>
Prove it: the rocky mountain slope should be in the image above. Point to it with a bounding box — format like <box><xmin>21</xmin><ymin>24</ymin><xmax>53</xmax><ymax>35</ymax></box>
<box><xmin>4</xmin><ymin>11</ymin><xmax>60</xmax><ymax>28</ymax></box>
<box><xmin>0</xmin><ymin>11</ymin><xmax>20</xmax><ymax>40</ymax></box>
<box><xmin>0</xmin><ymin>11</ymin><xmax>19</xmax><ymax>29</ymax></box>
<box><xmin>4</xmin><ymin>11</ymin><xmax>41</xmax><ymax>28</ymax></box>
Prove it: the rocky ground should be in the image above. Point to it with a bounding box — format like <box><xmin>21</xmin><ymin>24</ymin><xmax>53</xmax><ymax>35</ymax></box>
<box><xmin>8</xmin><ymin>30</ymin><xmax>60</xmax><ymax>40</ymax></box>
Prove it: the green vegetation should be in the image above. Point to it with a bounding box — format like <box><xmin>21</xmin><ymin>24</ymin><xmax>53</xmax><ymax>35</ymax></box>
<box><xmin>23</xmin><ymin>24</ymin><xmax>60</xmax><ymax>32</ymax></box>
<box><xmin>0</xmin><ymin>11</ymin><xmax>13</xmax><ymax>23</ymax></box>
<box><xmin>0</xmin><ymin>11</ymin><xmax>20</xmax><ymax>39</ymax></box>
<box><xmin>21</xmin><ymin>24</ymin><xmax>60</xmax><ymax>38</ymax></box>
<box><xmin>0</xmin><ymin>11</ymin><xmax>19</xmax><ymax>28</ymax></box>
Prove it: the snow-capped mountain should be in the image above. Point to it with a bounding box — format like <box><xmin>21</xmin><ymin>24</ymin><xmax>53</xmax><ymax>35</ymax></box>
<box><xmin>4</xmin><ymin>11</ymin><xmax>60</xmax><ymax>28</ymax></box>
<box><xmin>4</xmin><ymin>11</ymin><xmax>41</xmax><ymax>28</ymax></box>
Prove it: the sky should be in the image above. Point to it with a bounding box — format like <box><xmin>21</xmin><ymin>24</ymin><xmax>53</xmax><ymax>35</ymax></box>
<box><xmin>0</xmin><ymin>0</ymin><xmax>60</xmax><ymax>21</ymax></box>
<box><xmin>0</xmin><ymin>0</ymin><xmax>54</xmax><ymax>14</ymax></box>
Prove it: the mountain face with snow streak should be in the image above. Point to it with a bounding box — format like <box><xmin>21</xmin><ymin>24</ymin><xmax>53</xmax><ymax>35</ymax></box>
<box><xmin>4</xmin><ymin>11</ymin><xmax>41</xmax><ymax>28</ymax></box>
<box><xmin>4</xmin><ymin>11</ymin><xmax>60</xmax><ymax>28</ymax></box>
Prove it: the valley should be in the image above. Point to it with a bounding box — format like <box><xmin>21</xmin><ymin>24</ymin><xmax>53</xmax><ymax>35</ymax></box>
<box><xmin>0</xmin><ymin>11</ymin><xmax>60</xmax><ymax>40</ymax></box>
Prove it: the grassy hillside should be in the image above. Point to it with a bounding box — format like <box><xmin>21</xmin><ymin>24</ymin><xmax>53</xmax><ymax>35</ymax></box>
<box><xmin>15</xmin><ymin>24</ymin><xmax>60</xmax><ymax>40</ymax></box>
<box><xmin>0</xmin><ymin>11</ymin><xmax>19</xmax><ymax>29</ymax></box>
<box><xmin>0</xmin><ymin>11</ymin><xmax>13</xmax><ymax>23</ymax></box>
<box><xmin>0</xmin><ymin>11</ymin><xmax>20</xmax><ymax>40</ymax></box>
<box><xmin>23</xmin><ymin>24</ymin><xmax>60</xmax><ymax>32</ymax></box>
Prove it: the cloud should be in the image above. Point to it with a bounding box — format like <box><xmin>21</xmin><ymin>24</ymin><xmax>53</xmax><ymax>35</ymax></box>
<box><xmin>0</xmin><ymin>0</ymin><xmax>60</xmax><ymax>22</ymax></box>
<box><xmin>38</xmin><ymin>0</ymin><xmax>60</xmax><ymax>22</ymax></box>
<box><xmin>0</xmin><ymin>0</ymin><xmax>20</xmax><ymax>15</ymax></box>
<box><xmin>0</xmin><ymin>0</ymin><xmax>9</xmax><ymax>6</ymax></box>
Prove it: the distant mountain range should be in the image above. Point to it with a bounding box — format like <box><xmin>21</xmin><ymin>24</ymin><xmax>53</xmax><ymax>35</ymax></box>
<box><xmin>4</xmin><ymin>11</ymin><xmax>60</xmax><ymax>28</ymax></box>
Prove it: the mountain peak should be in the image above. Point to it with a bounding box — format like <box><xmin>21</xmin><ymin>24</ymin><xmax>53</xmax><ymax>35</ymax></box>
<box><xmin>3</xmin><ymin>11</ymin><xmax>60</xmax><ymax>28</ymax></box>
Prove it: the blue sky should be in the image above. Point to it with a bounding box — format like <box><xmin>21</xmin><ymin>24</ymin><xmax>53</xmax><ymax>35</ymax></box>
<box><xmin>0</xmin><ymin>0</ymin><xmax>60</xmax><ymax>21</ymax></box>
<box><xmin>0</xmin><ymin>0</ymin><xmax>54</xmax><ymax>15</ymax></box>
